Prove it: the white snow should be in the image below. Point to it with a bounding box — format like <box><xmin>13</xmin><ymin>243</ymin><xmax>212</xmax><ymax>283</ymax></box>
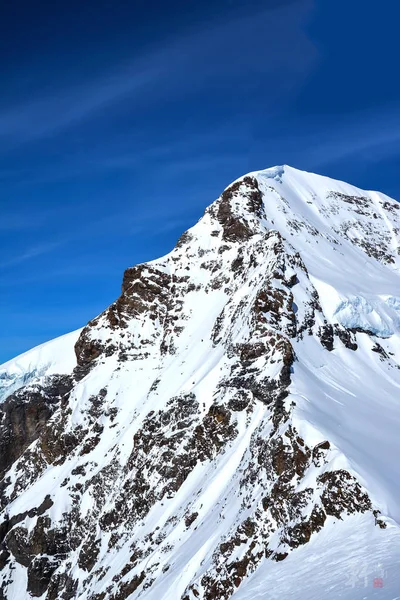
<box><xmin>234</xmin><ymin>514</ymin><xmax>400</xmax><ymax>600</ymax></box>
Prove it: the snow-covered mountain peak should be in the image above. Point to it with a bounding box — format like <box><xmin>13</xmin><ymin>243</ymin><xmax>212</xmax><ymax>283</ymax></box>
<box><xmin>178</xmin><ymin>164</ymin><xmax>400</xmax><ymax>263</ymax></box>
<box><xmin>1</xmin><ymin>167</ymin><xmax>400</xmax><ymax>599</ymax></box>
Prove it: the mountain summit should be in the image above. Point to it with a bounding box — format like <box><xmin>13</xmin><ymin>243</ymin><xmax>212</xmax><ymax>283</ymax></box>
<box><xmin>1</xmin><ymin>165</ymin><xmax>400</xmax><ymax>599</ymax></box>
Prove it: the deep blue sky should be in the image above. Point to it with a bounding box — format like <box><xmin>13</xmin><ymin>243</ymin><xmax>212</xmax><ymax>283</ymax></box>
<box><xmin>1</xmin><ymin>0</ymin><xmax>400</xmax><ymax>362</ymax></box>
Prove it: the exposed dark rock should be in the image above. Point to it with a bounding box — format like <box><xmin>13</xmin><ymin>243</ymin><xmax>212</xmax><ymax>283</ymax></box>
<box><xmin>318</xmin><ymin>324</ymin><xmax>334</xmax><ymax>351</ymax></box>
<box><xmin>78</xmin><ymin>534</ymin><xmax>101</xmax><ymax>572</ymax></box>
<box><xmin>372</xmin><ymin>342</ymin><xmax>390</xmax><ymax>360</ymax></box>
<box><xmin>27</xmin><ymin>555</ymin><xmax>59</xmax><ymax>597</ymax></box>
<box><xmin>319</xmin><ymin>470</ymin><xmax>372</xmax><ymax>518</ymax></box>
<box><xmin>217</xmin><ymin>177</ymin><xmax>264</xmax><ymax>242</ymax></box>
<box><xmin>312</xmin><ymin>440</ymin><xmax>330</xmax><ymax>466</ymax></box>
<box><xmin>0</xmin><ymin>375</ymin><xmax>73</xmax><ymax>481</ymax></box>
<box><xmin>334</xmin><ymin>325</ymin><xmax>358</xmax><ymax>351</ymax></box>
<box><xmin>74</xmin><ymin>325</ymin><xmax>104</xmax><ymax>367</ymax></box>
<box><xmin>318</xmin><ymin>324</ymin><xmax>358</xmax><ymax>352</ymax></box>
<box><xmin>273</xmin><ymin>552</ymin><xmax>288</xmax><ymax>562</ymax></box>
<box><xmin>176</xmin><ymin>230</ymin><xmax>194</xmax><ymax>248</ymax></box>
<box><xmin>185</xmin><ymin>512</ymin><xmax>199</xmax><ymax>528</ymax></box>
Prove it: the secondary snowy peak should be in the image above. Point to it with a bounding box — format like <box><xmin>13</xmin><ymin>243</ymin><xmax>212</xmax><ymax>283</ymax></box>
<box><xmin>0</xmin><ymin>328</ymin><xmax>81</xmax><ymax>402</ymax></box>
<box><xmin>0</xmin><ymin>166</ymin><xmax>400</xmax><ymax>600</ymax></box>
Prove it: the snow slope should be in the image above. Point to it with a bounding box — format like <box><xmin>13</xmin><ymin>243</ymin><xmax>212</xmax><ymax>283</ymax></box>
<box><xmin>253</xmin><ymin>166</ymin><xmax>400</xmax><ymax>521</ymax></box>
<box><xmin>0</xmin><ymin>328</ymin><xmax>81</xmax><ymax>402</ymax></box>
<box><xmin>235</xmin><ymin>514</ymin><xmax>400</xmax><ymax>600</ymax></box>
<box><xmin>1</xmin><ymin>165</ymin><xmax>400</xmax><ymax>600</ymax></box>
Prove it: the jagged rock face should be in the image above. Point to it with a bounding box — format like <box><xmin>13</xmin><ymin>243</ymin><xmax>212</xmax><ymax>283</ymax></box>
<box><xmin>0</xmin><ymin>375</ymin><xmax>73</xmax><ymax>484</ymax></box>
<box><xmin>0</xmin><ymin>166</ymin><xmax>399</xmax><ymax>599</ymax></box>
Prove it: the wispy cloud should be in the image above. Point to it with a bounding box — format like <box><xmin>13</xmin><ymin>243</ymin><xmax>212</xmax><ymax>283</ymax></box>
<box><xmin>311</xmin><ymin>109</ymin><xmax>400</xmax><ymax>167</ymax></box>
<box><xmin>0</xmin><ymin>212</ymin><xmax>47</xmax><ymax>231</ymax></box>
<box><xmin>0</xmin><ymin>262</ymin><xmax>114</xmax><ymax>286</ymax></box>
<box><xmin>0</xmin><ymin>67</ymin><xmax>156</xmax><ymax>147</ymax></box>
<box><xmin>0</xmin><ymin>1</ymin><xmax>315</xmax><ymax>150</ymax></box>
<box><xmin>254</xmin><ymin>103</ymin><xmax>400</xmax><ymax>172</ymax></box>
<box><xmin>0</xmin><ymin>203</ymin><xmax>71</xmax><ymax>231</ymax></box>
<box><xmin>0</xmin><ymin>241</ymin><xmax>62</xmax><ymax>269</ymax></box>
<box><xmin>0</xmin><ymin>202</ymin><xmax>193</xmax><ymax>278</ymax></box>
<box><xmin>0</xmin><ymin>120</ymin><xmax>251</xmax><ymax>189</ymax></box>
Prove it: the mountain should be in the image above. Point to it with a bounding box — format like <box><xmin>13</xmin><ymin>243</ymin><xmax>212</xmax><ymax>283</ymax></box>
<box><xmin>1</xmin><ymin>165</ymin><xmax>400</xmax><ymax>600</ymax></box>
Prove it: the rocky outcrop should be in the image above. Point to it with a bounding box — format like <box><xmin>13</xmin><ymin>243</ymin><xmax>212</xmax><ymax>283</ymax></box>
<box><xmin>0</xmin><ymin>375</ymin><xmax>73</xmax><ymax>482</ymax></box>
<box><xmin>217</xmin><ymin>177</ymin><xmax>265</xmax><ymax>242</ymax></box>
